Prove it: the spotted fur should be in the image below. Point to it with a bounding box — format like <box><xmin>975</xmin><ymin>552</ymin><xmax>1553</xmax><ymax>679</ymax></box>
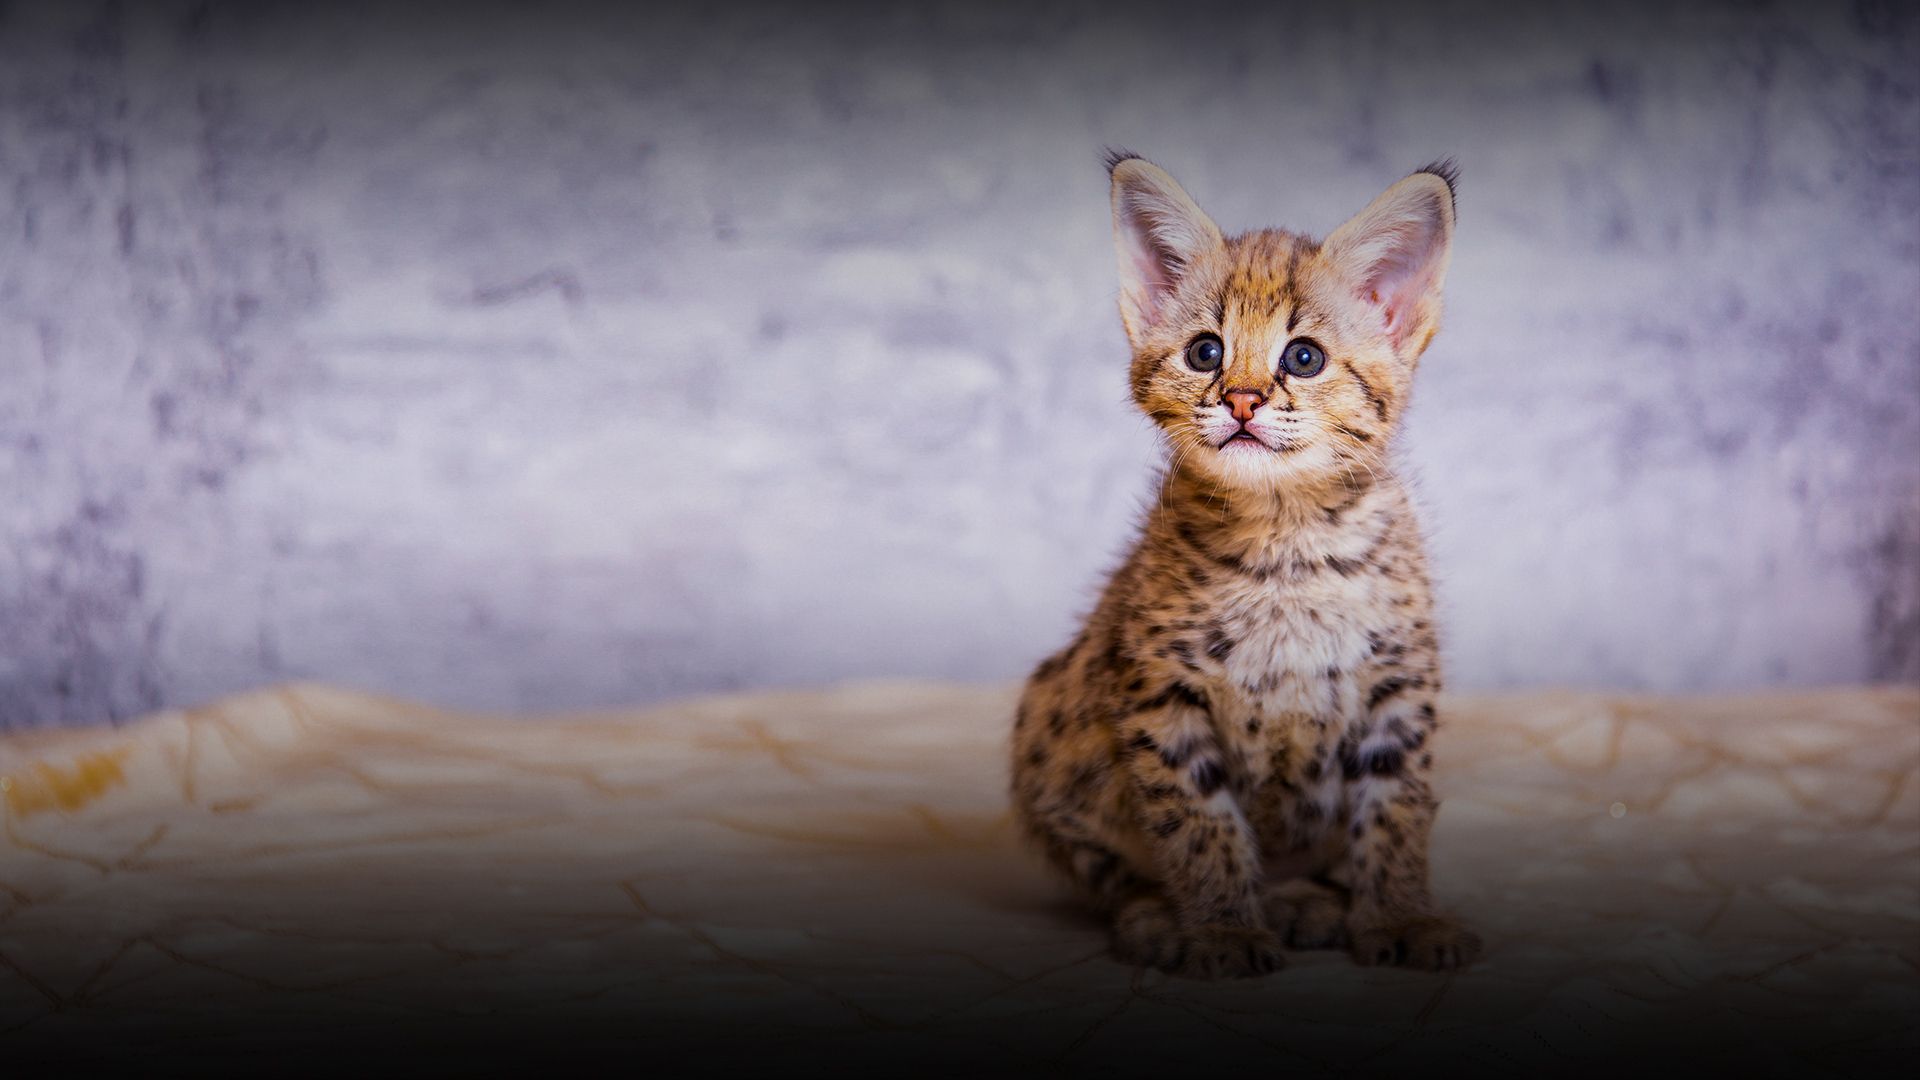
<box><xmin>1010</xmin><ymin>154</ymin><xmax>1480</xmax><ymax>978</ymax></box>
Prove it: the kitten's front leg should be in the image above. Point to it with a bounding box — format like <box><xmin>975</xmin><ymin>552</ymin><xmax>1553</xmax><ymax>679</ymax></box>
<box><xmin>1338</xmin><ymin>688</ymin><xmax>1481</xmax><ymax>971</ymax></box>
<box><xmin>1111</xmin><ymin>684</ymin><xmax>1282</xmax><ymax>979</ymax></box>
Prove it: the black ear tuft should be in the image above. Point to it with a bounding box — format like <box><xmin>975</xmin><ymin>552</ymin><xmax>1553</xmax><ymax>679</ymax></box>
<box><xmin>1103</xmin><ymin>146</ymin><xmax>1144</xmax><ymax>174</ymax></box>
<box><xmin>1414</xmin><ymin>158</ymin><xmax>1460</xmax><ymax>210</ymax></box>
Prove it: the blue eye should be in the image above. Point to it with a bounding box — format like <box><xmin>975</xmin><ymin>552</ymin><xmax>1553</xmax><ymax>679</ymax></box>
<box><xmin>1185</xmin><ymin>334</ymin><xmax>1224</xmax><ymax>372</ymax></box>
<box><xmin>1281</xmin><ymin>339</ymin><xmax>1326</xmax><ymax>378</ymax></box>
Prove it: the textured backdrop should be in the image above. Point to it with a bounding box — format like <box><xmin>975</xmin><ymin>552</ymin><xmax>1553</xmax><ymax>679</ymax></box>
<box><xmin>2</xmin><ymin>0</ymin><xmax>1916</xmax><ymax>727</ymax></box>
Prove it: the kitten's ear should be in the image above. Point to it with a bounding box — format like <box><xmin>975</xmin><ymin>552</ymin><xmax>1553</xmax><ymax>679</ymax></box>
<box><xmin>1322</xmin><ymin>167</ymin><xmax>1456</xmax><ymax>357</ymax></box>
<box><xmin>1110</xmin><ymin>156</ymin><xmax>1225</xmax><ymax>341</ymax></box>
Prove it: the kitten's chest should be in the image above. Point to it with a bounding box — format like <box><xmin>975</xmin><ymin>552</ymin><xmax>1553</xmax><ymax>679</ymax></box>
<box><xmin>1197</xmin><ymin>583</ymin><xmax>1380</xmax><ymax>815</ymax></box>
<box><xmin>1201</xmin><ymin>573</ymin><xmax>1380</xmax><ymax>718</ymax></box>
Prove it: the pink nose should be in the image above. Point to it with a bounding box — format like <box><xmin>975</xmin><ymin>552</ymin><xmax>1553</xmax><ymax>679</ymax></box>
<box><xmin>1224</xmin><ymin>389</ymin><xmax>1266</xmax><ymax>423</ymax></box>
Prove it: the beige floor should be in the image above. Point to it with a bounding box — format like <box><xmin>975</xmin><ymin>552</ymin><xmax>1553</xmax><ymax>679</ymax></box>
<box><xmin>2</xmin><ymin>682</ymin><xmax>1916</xmax><ymax>1073</ymax></box>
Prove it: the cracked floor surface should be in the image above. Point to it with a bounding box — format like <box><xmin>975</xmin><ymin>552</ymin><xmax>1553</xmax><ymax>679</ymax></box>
<box><xmin>1</xmin><ymin>681</ymin><xmax>1916</xmax><ymax>1074</ymax></box>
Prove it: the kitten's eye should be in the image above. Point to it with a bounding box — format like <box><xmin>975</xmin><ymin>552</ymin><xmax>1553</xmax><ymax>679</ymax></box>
<box><xmin>1185</xmin><ymin>334</ymin><xmax>1224</xmax><ymax>373</ymax></box>
<box><xmin>1280</xmin><ymin>339</ymin><xmax>1326</xmax><ymax>379</ymax></box>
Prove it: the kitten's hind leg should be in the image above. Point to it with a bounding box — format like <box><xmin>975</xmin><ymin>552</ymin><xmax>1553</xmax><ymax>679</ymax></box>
<box><xmin>1039</xmin><ymin>834</ymin><xmax>1156</xmax><ymax>916</ymax></box>
<box><xmin>1262</xmin><ymin>877</ymin><xmax>1350</xmax><ymax>950</ymax></box>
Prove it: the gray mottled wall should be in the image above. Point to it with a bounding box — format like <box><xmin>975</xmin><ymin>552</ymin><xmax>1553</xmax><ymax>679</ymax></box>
<box><xmin>2</xmin><ymin>0</ymin><xmax>1916</xmax><ymax>727</ymax></box>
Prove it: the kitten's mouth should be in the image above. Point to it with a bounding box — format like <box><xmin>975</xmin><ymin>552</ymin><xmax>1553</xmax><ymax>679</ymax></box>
<box><xmin>1218</xmin><ymin>429</ymin><xmax>1272</xmax><ymax>451</ymax></box>
<box><xmin>1213</xmin><ymin>427</ymin><xmax>1303</xmax><ymax>455</ymax></box>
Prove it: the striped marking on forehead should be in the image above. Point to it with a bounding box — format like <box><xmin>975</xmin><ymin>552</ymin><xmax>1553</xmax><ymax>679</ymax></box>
<box><xmin>1209</xmin><ymin>232</ymin><xmax>1324</xmax><ymax>380</ymax></box>
<box><xmin>1218</xmin><ymin>231</ymin><xmax>1320</xmax><ymax>333</ymax></box>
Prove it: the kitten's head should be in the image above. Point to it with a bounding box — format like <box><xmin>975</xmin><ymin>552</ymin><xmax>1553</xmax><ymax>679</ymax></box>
<box><xmin>1108</xmin><ymin>152</ymin><xmax>1455</xmax><ymax>491</ymax></box>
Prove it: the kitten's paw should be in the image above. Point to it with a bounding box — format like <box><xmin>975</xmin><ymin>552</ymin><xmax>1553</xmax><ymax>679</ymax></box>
<box><xmin>1112</xmin><ymin>899</ymin><xmax>1284</xmax><ymax>978</ymax></box>
<box><xmin>1349</xmin><ymin>915</ymin><xmax>1481</xmax><ymax>971</ymax></box>
<box><xmin>1127</xmin><ymin>924</ymin><xmax>1287</xmax><ymax>980</ymax></box>
<box><xmin>1261</xmin><ymin>879</ymin><xmax>1349</xmax><ymax>950</ymax></box>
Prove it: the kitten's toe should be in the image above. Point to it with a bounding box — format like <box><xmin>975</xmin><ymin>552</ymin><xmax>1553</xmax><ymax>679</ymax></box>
<box><xmin>1349</xmin><ymin>915</ymin><xmax>1481</xmax><ymax>971</ymax></box>
<box><xmin>1111</xmin><ymin>897</ymin><xmax>1284</xmax><ymax>979</ymax></box>
<box><xmin>1155</xmin><ymin>923</ymin><xmax>1285</xmax><ymax>979</ymax></box>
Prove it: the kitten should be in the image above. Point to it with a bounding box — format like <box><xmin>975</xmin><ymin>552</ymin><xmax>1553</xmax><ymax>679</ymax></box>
<box><xmin>1010</xmin><ymin>152</ymin><xmax>1480</xmax><ymax>978</ymax></box>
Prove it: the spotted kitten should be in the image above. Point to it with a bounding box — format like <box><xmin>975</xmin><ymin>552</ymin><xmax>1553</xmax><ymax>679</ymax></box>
<box><xmin>1010</xmin><ymin>153</ymin><xmax>1479</xmax><ymax>978</ymax></box>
